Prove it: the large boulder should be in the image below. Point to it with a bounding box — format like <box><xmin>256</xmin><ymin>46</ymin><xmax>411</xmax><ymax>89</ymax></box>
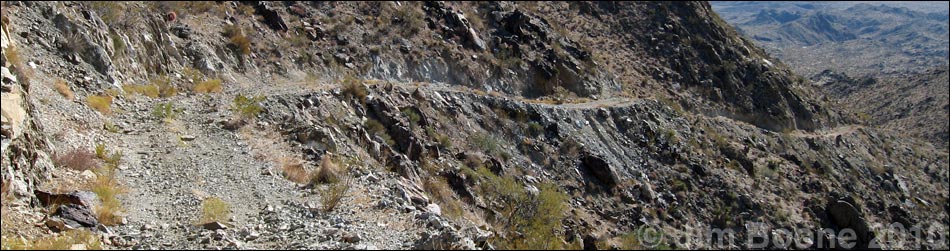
<box><xmin>580</xmin><ymin>153</ymin><xmax>620</xmax><ymax>189</ymax></box>
<box><xmin>826</xmin><ymin>199</ymin><xmax>875</xmax><ymax>249</ymax></box>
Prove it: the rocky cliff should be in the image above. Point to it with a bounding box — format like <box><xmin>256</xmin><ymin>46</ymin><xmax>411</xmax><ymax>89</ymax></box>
<box><xmin>1</xmin><ymin>1</ymin><xmax>947</xmax><ymax>250</ymax></box>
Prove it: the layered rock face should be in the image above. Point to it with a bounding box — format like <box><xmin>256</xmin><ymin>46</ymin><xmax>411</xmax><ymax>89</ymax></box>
<box><xmin>1</xmin><ymin>1</ymin><xmax>946</xmax><ymax>250</ymax></box>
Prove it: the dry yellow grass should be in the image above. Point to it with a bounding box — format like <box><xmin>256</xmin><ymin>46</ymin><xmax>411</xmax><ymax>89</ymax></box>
<box><xmin>423</xmin><ymin>177</ymin><xmax>464</xmax><ymax>219</ymax></box>
<box><xmin>87</xmin><ymin>95</ymin><xmax>113</xmax><ymax>115</ymax></box>
<box><xmin>1</xmin><ymin>229</ymin><xmax>103</xmax><ymax>250</ymax></box>
<box><xmin>319</xmin><ymin>174</ymin><xmax>351</xmax><ymax>212</ymax></box>
<box><xmin>123</xmin><ymin>84</ymin><xmax>160</xmax><ymax>98</ymax></box>
<box><xmin>193</xmin><ymin>79</ymin><xmax>223</xmax><ymax>93</ymax></box>
<box><xmin>280</xmin><ymin>157</ymin><xmax>311</xmax><ymax>184</ymax></box>
<box><xmin>54</xmin><ymin>79</ymin><xmax>74</xmax><ymax>100</ymax></box>
<box><xmin>88</xmin><ymin>164</ymin><xmax>126</xmax><ymax>226</ymax></box>
<box><xmin>311</xmin><ymin>155</ymin><xmax>341</xmax><ymax>184</ymax></box>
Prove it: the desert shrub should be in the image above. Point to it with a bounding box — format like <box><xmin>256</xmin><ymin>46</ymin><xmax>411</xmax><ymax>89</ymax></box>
<box><xmin>88</xmin><ymin>153</ymin><xmax>126</xmax><ymax>227</ymax></box>
<box><xmin>280</xmin><ymin>158</ymin><xmax>311</xmax><ymax>185</ymax></box>
<box><xmin>224</xmin><ymin>25</ymin><xmax>251</xmax><ymax>55</ymax></box>
<box><xmin>560</xmin><ymin>138</ymin><xmax>582</xmax><ymax>157</ymax></box>
<box><xmin>91</xmin><ymin>168</ymin><xmax>124</xmax><ymax>226</ymax></box>
<box><xmin>311</xmin><ymin>155</ymin><xmax>341</xmax><ymax>184</ymax></box>
<box><xmin>319</xmin><ymin>174</ymin><xmax>351</xmax><ymax>213</ymax></box>
<box><xmin>182</xmin><ymin>67</ymin><xmax>204</xmax><ymax>84</ymax></box>
<box><xmin>341</xmin><ymin>76</ymin><xmax>368</xmax><ymax>104</ymax></box>
<box><xmin>54</xmin><ymin>79</ymin><xmax>74</xmax><ymax>100</ymax></box>
<box><xmin>526</xmin><ymin>122</ymin><xmax>544</xmax><ymax>137</ymax></box>
<box><xmin>151</xmin><ymin>75</ymin><xmax>178</xmax><ymax>97</ymax></box>
<box><xmin>103</xmin><ymin>120</ymin><xmax>121</xmax><ymax>133</ymax></box>
<box><xmin>658</xmin><ymin>96</ymin><xmax>684</xmax><ymax>115</ymax></box>
<box><xmin>364</xmin><ymin>119</ymin><xmax>395</xmax><ymax>146</ymax></box>
<box><xmin>200</xmin><ymin>197</ymin><xmax>230</xmax><ymax>223</ymax></box>
<box><xmin>473</xmin><ymin>167</ymin><xmax>570</xmax><ymax>250</ymax></box>
<box><xmin>87</xmin><ymin>95</ymin><xmax>113</xmax><ymax>115</ymax></box>
<box><xmin>193</xmin><ymin>79</ymin><xmax>223</xmax><ymax>93</ymax></box>
<box><xmin>231</xmin><ymin>94</ymin><xmax>265</xmax><ymax>120</ymax></box>
<box><xmin>52</xmin><ymin>148</ymin><xmax>100</xmax><ymax>171</ymax></box>
<box><xmin>401</xmin><ymin>108</ymin><xmax>421</xmax><ymax>128</ymax></box>
<box><xmin>90</xmin><ymin>1</ymin><xmax>128</xmax><ymax>27</ymax></box>
<box><xmin>470</xmin><ymin>133</ymin><xmax>501</xmax><ymax>157</ymax></box>
<box><xmin>392</xmin><ymin>4</ymin><xmax>424</xmax><ymax>36</ymax></box>
<box><xmin>94</xmin><ymin>143</ymin><xmax>107</xmax><ymax>160</ymax></box>
<box><xmin>423</xmin><ymin>177</ymin><xmax>464</xmax><ymax>219</ymax></box>
<box><xmin>111</xmin><ymin>32</ymin><xmax>126</xmax><ymax>57</ymax></box>
<box><xmin>151</xmin><ymin>102</ymin><xmax>180</xmax><ymax>122</ymax></box>
<box><xmin>427</xmin><ymin>127</ymin><xmax>452</xmax><ymax>149</ymax></box>
<box><xmin>123</xmin><ymin>84</ymin><xmax>160</xmax><ymax>98</ymax></box>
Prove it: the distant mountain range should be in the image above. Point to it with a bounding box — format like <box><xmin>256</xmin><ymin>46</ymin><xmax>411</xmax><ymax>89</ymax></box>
<box><xmin>712</xmin><ymin>1</ymin><xmax>949</xmax><ymax>78</ymax></box>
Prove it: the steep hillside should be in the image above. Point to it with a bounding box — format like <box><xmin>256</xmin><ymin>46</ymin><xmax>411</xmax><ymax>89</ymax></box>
<box><xmin>2</xmin><ymin>1</ymin><xmax>947</xmax><ymax>250</ymax></box>
<box><xmin>816</xmin><ymin>67</ymin><xmax>949</xmax><ymax>150</ymax></box>
<box><xmin>712</xmin><ymin>1</ymin><xmax>950</xmax><ymax>78</ymax></box>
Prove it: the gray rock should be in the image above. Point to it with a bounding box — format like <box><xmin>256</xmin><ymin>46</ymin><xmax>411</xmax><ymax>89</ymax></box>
<box><xmin>342</xmin><ymin>232</ymin><xmax>361</xmax><ymax>243</ymax></box>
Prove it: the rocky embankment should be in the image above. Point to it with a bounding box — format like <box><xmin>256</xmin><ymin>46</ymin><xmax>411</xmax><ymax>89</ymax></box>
<box><xmin>2</xmin><ymin>1</ymin><xmax>947</xmax><ymax>250</ymax></box>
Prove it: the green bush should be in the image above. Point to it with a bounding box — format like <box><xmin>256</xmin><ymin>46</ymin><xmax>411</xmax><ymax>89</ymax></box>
<box><xmin>231</xmin><ymin>94</ymin><xmax>265</xmax><ymax>120</ymax></box>
<box><xmin>152</xmin><ymin>102</ymin><xmax>180</xmax><ymax>122</ymax></box>
<box><xmin>526</xmin><ymin>122</ymin><xmax>544</xmax><ymax>137</ymax></box>
<box><xmin>364</xmin><ymin>119</ymin><xmax>395</xmax><ymax>146</ymax></box>
<box><xmin>470</xmin><ymin>133</ymin><xmax>502</xmax><ymax>157</ymax></box>
<box><xmin>401</xmin><ymin>108</ymin><xmax>421</xmax><ymax>128</ymax></box>
<box><xmin>473</xmin><ymin>167</ymin><xmax>570</xmax><ymax>250</ymax></box>
<box><xmin>427</xmin><ymin>127</ymin><xmax>452</xmax><ymax>149</ymax></box>
<box><xmin>200</xmin><ymin>197</ymin><xmax>230</xmax><ymax>223</ymax></box>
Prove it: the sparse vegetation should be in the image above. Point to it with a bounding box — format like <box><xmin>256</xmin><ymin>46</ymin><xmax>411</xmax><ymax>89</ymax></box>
<box><xmin>658</xmin><ymin>96</ymin><xmax>685</xmax><ymax>115</ymax></box>
<box><xmin>87</xmin><ymin>95</ymin><xmax>113</xmax><ymax>115</ymax></box>
<box><xmin>90</xmin><ymin>163</ymin><xmax>125</xmax><ymax>226</ymax></box>
<box><xmin>311</xmin><ymin>155</ymin><xmax>341</xmax><ymax>184</ymax></box>
<box><xmin>318</xmin><ymin>174</ymin><xmax>352</xmax><ymax>213</ymax></box>
<box><xmin>526</xmin><ymin>122</ymin><xmax>544</xmax><ymax>137</ymax></box>
<box><xmin>151</xmin><ymin>102</ymin><xmax>180</xmax><ymax>122</ymax></box>
<box><xmin>52</xmin><ymin>148</ymin><xmax>100</xmax><ymax>171</ymax></box>
<box><xmin>560</xmin><ymin>138</ymin><xmax>583</xmax><ymax>157</ymax></box>
<box><xmin>231</xmin><ymin>94</ymin><xmax>265</xmax><ymax>120</ymax></box>
<box><xmin>472</xmin><ymin>166</ymin><xmax>570</xmax><ymax>250</ymax></box>
<box><xmin>224</xmin><ymin>24</ymin><xmax>251</xmax><ymax>55</ymax></box>
<box><xmin>200</xmin><ymin>197</ymin><xmax>230</xmax><ymax>224</ymax></box>
<box><xmin>94</xmin><ymin>143</ymin><xmax>107</xmax><ymax>160</ymax></box>
<box><xmin>193</xmin><ymin>79</ymin><xmax>223</xmax><ymax>93</ymax></box>
<box><xmin>426</xmin><ymin>127</ymin><xmax>452</xmax><ymax>149</ymax></box>
<box><xmin>54</xmin><ymin>79</ymin><xmax>74</xmax><ymax>100</ymax></box>
<box><xmin>423</xmin><ymin>177</ymin><xmax>464</xmax><ymax>219</ymax></box>
<box><xmin>364</xmin><ymin>119</ymin><xmax>395</xmax><ymax>146</ymax></box>
<box><xmin>401</xmin><ymin>108</ymin><xmax>421</xmax><ymax>128</ymax></box>
<box><xmin>341</xmin><ymin>76</ymin><xmax>368</xmax><ymax>104</ymax></box>
<box><xmin>471</xmin><ymin>132</ymin><xmax>502</xmax><ymax>157</ymax></box>
<box><xmin>151</xmin><ymin>75</ymin><xmax>178</xmax><ymax>98</ymax></box>
<box><xmin>123</xmin><ymin>83</ymin><xmax>160</xmax><ymax>98</ymax></box>
<box><xmin>280</xmin><ymin>157</ymin><xmax>311</xmax><ymax>185</ymax></box>
<box><xmin>103</xmin><ymin>120</ymin><xmax>121</xmax><ymax>133</ymax></box>
<box><xmin>1</xmin><ymin>229</ymin><xmax>103</xmax><ymax>250</ymax></box>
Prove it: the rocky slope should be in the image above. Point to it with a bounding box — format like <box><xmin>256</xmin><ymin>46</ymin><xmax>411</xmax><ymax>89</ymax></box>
<box><xmin>712</xmin><ymin>1</ymin><xmax>950</xmax><ymax>78</ymax></box>
<box><xmin>815</xmin><ymin>67</ymin><xmax>949</xmax><ymax>150</ymax></box>
<box><xmin>2</xmin><ymin>1</ymin><xmax>948</xmax><ymax>250</ymax></box>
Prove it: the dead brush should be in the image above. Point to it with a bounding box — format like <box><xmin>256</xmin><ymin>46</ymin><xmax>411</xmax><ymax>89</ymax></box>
<box><xmin>279</xmin><ymin>157</ymin><xmax>311</xmax><ymax>185</ymax></box>
<box><xmin>311</xmin><ymin>155</ymin><xmax>342</xmax><ymax>184</ymax></box>
<box><xmin>52</xmin><ymin>148</ymin><xmax>102</xmax><ymax>171</ymax></box>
